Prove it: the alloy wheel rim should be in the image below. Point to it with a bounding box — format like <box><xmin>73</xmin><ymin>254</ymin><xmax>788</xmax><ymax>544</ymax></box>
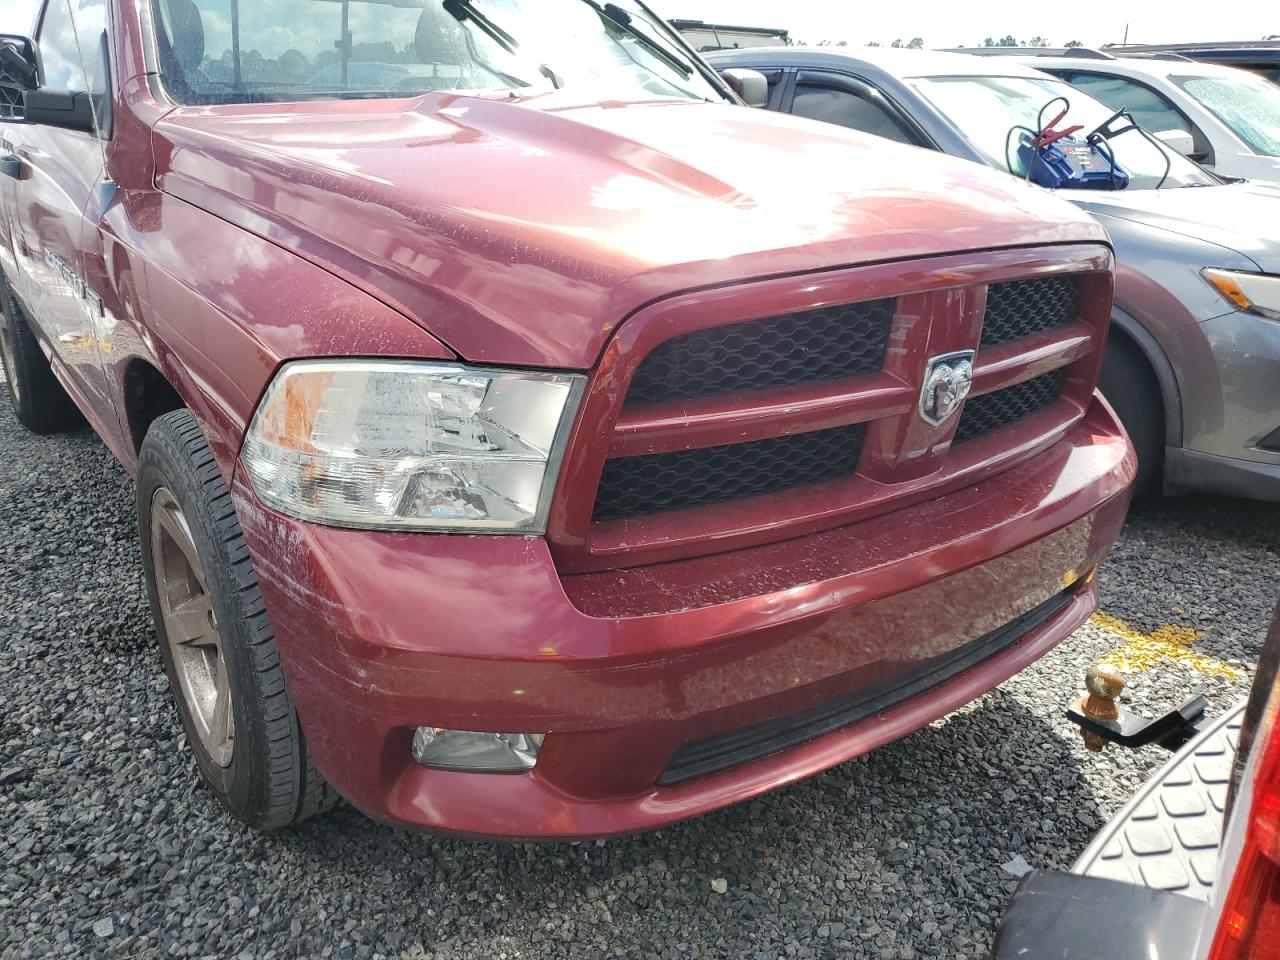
<box><xmin>0</xmin><ymin>307</ymin><xmax>21</xmax><ymax>407</ymax></box>
<box><xmin>151</xmin><ymin>487</ymin><xmax>235</xmax><ymax>767</ymax></box>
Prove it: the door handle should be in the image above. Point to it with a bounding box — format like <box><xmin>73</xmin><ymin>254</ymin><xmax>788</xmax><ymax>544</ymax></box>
<box><xmin>0</xmin><ymin>154</ymin><xmax>22</xmax><ymax>180</ymax></box>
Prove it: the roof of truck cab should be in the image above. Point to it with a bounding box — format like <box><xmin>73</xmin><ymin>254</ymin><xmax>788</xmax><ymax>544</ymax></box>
<box><xmin>706</xmin><ymin>47</ymin><xmax>1050</xmax><ymax>80</ymax></box>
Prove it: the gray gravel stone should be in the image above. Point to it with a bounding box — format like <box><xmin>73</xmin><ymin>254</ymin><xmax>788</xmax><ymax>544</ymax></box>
<box><xmin>0</xmin><ymin>379</ymin><xmax>1275</xmax><ymax>960</ymax></box>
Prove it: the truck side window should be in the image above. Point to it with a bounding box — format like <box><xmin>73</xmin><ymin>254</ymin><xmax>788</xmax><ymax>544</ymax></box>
<box><xmin>37</xmin><ymin>0</ymin><xmax>108</xmax><ymax>98</ymax></box>
<box><xmin>791</xmin><ymin>82</ymin><xmax>915</xmax><ymax>146</ymax></box>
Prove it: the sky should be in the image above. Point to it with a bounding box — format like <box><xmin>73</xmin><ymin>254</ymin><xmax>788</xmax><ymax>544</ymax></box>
<box><xmin>0</xmin><ymin>0</ymin><xmax>1275</xmax><ymax>51</ymax></box>
<box><xmin>666</xmin><ymin>0</ymin><xmax>1277</xmax><ymax>49</ymax></box>
<box><xmin>0</xmin><ymin>0</ymin><xmax>35</xmax><ymax>33</ymax></box>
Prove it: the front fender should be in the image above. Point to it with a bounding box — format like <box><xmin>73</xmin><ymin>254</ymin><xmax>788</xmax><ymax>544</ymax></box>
<box><xmin>91</xmin><ymin>188</ymin><xmax>455</xmax><ymax>481</ymax></box>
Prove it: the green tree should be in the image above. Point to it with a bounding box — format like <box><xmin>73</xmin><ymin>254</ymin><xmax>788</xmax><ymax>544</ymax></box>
<box><xmin>276</xmin><ymin>49</ymin><xmax>310</xmax><ymax>81</ymax></box>
<box><xmin>866</xmin><ymin>41</ymin><xmax>882</xmax><ymax>47</ymax></box>
<box><xmin>907</xmin><ymin>37</ymin><xmax>924</xmax><ymax>49</ymax></box>
<box><xmin>996</xmin><ymin>34</ymin><xmax>1018</xmax><ymax>46</ymax></box>
<box><xmin>1065</xmin><ymin>39</ymin><xmax>1084</xmax><ymax>48</ymax></box>
<box><xmin>1026</xmin><ymin>36</ymin><xmax>1049</xmax><ymax>47</ymax></box>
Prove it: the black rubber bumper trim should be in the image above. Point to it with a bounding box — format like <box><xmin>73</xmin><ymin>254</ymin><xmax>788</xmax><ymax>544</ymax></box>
<box><xmin>659</xmin><ymin>585</ymin><xmax>1077</xmax><ymax>786</ymax></box>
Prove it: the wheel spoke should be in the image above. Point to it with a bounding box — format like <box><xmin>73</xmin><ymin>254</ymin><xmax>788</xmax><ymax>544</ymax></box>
<box><xmin>151</xmin><ymin>486</ymin><xmax>234</xmax><ymax>767</ymax></box>
<box><xmin>165</xmin><ymin>594</ymin><xmax>216</xmax><ymax>647</ymax></box>
<box><xmin>210</xmin><ymin>658</ymin><xmax>234</xmax><ymax>748</ymax></box>
<box><xmin>155</xmin><ymin>504</ymin><xmax>206</xmax><ymax>584</ymax></box>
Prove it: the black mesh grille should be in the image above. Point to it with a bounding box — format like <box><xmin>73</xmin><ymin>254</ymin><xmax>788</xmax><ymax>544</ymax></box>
<box><xmin>625</xmin><ymin>299</ymin><xmax>895</xmax><ymax>407</ymax></box>
<box><xmin>954</xmin><ymin>370</ymin><xmax>1067</xmax><ymax>445</ymax></box>
<box><xmin>593</xmin><ymin>426</ymin><xmax>865</xmax><ymax>522</ymax></box>
<box><xmin>981</xmin><ymin>277</ymin><xmax>1079</xmax><ymax>350</ymax></box>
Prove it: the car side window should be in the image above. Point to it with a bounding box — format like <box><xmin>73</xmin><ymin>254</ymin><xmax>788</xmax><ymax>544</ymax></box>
<box><xmin>791</xmin><ymin>82</ymin><xmax>915</xmax><ymax>145</ymax></box>
<box><xmin>760</xmin><ymin>69</ymin><xmax>785</xmax><ymax>108</ymax></box>
<box><xmin>1060</xmin><ymin>71</ymin><xmax>1192</xmax><ymax>136</ymax></box>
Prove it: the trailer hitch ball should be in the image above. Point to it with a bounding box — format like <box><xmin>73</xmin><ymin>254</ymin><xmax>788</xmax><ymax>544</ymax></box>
<box><xmin>1066</xmin><ymin>664</ymin><xmax>1208</xmax><ymax>753</ymax></box>
<box><xmin>1080</xmin><ymin>664</ymin><xmax>1125</xmax><ymax>752</ymax></box>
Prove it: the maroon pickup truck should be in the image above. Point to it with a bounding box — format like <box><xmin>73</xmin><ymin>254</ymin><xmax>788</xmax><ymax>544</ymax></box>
<box><xmin>0</xmin><ymin>0</ymin><xmax>1134</xmax><ymax>838</ymax></box>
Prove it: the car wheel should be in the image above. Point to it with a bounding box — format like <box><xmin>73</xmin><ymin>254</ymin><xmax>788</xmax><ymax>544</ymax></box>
<box><xmin>1099</xmin><ymin>331</ymin><xmax>1164</xmax><ymax>496</ymax></box>
<box><xmin>138</xmin><ymin>409</ymin><xmax>339</xmax><ymax>830</ymax></box>
<box><xmin>0</xmin><ymin>272</ymin><xmax>83</xmax><ymax>434</ymax></box>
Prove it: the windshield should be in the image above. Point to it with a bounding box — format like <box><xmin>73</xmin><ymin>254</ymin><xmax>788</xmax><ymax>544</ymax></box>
<box><xmin>150</xmin><ymin>0</ymin><xmax>726</xmax><ymax>105</ymax></box>
<box><xmin>909</xmin><ymin>74</ymin><xmax>1218</xmax><ymax>191</ymax></box>
<box><xmin>1174</xmin><ymin>72</ymin><xmax>1280</xmax><ymax>157</ymax></box>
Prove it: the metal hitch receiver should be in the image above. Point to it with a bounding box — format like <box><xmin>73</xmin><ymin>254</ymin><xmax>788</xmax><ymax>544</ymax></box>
<box><xmin>1067</xmin><ymin>664</ymin><xmax>1210</xmax><ymax>753</ymax></box>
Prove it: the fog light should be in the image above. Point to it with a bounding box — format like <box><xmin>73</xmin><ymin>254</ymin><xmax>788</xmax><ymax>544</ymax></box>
<box><xmin>411</xmin><ymin>728</ymin><xmax>545</xmax><ymax>773</ymax></box>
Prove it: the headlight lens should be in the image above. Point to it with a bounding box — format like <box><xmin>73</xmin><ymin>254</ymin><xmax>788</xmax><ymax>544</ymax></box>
<box><xmin>241</xmin><ymin>360</ymin><xmax>584</xmax><ymax>533</ymax></box>
<box><xmin>1204</xmin><ymin>269</ymin><xmax>1280</xmax><ymax>321</ymax></box>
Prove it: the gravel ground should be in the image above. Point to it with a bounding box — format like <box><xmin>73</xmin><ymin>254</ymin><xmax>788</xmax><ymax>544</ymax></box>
<box><xmin>2</xmin><ymin>380</ymin><xmax>1277</xmax><ymax>960</ymax></box>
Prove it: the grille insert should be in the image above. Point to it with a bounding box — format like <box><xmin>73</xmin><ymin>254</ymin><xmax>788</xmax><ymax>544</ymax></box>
<box><xmin>593</xmin><ymin>425</ymin><xmax>865</xmax><ymax>523</ymax></box>
<box><xmin>625</xmin><ymin>299</ymin><xmax>896</xmax><ymax>407</ymax></box>
<box><xmin>981</xmin><ymin>277</ymin><xmax>1079</xmax><ymax>350</ymax></box>
<box><xmin>954</xmin><ymin>370</ymin><xmax>1067</xmax><ymax>445</ymax></box>
<box><xmin>660</xmin><ymin>587</ymin><xmax>1077</xmax><ymax>785</ymax></box>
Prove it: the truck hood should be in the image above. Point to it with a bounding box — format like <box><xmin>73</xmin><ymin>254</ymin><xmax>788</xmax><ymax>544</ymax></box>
<box><xmin>155</xmin><ymin>93</ymin><xmax>1106</xmax><ymax>368</ymax></box>
<box><xmin>1072</xmin><ymin>181</ymin><xmax>1280</xmax><ymax>273</ymax></box>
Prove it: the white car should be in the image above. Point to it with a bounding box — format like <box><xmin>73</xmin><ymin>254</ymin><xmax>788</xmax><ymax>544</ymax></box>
<box><xmin>1009</xmin><ymin>54</ymin><xmax>1280</xmax><ymax>182</ymax></box>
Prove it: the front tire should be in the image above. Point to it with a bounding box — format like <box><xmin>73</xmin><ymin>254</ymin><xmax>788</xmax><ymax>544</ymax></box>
<box><xmin>0</xmin><ymin>272</ymin><xmax>83</xmax><ymax>434</ymax></box>
<box><xmin>138</xmin><ymin>410</ymin><xmax>337</xmax><ymax>830</ymax></box>
<box><xmin>1099</xmin><ymin>331</ymin><xmax>1164</xmax><ymax>496</ymax></box>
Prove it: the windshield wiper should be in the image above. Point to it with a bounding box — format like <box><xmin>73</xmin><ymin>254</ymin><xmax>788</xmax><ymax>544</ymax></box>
<box><xmin>443</xmin><ymin>0</ymin><xmax>519</xmax><ymax>56</ymax></box>
<box><xmin>573</xmin><ymin>0</ymin><xmax>694</xmax><ymax>79</ymax></box>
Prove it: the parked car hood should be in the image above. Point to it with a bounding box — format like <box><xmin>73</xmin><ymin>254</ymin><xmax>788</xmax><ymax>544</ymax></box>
<box><xmin>1071</xmin><ymin>181</ymin><xmax>1280</xmax><ymax>273</ymax></box>
<box><xmin>154</xmin><ymin>92</ymin><xmax>1107</xmax><ymax>369</ymax></box>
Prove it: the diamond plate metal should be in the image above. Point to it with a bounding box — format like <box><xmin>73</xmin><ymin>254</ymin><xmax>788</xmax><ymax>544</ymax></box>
<box><xmin>1074</xmin><ymin>701</ymin><xmax>1245</xmax><ymax>902</ymax></box>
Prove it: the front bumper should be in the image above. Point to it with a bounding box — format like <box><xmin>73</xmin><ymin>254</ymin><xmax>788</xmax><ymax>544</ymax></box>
<box><xmin>231</xmin><ymin>396</ymin><xmax>1134</xmax><ymax>839</ymax></box>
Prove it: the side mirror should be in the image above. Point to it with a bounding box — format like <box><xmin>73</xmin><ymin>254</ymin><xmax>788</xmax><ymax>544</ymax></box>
<box><xmin>0</xmin><ymin>34</ymin><xmax>38</xmax><ymax>120</ymax></box>
<box><xmin>719</xmin><ymin>68</ymin><xmax>769</xmax><ymax>108</ymax></box>
<box><xmin>1154</xmin><ymin>129</ymin><xmax>1196</xmax><ymax>158</ymax></box>
<box><xmin>0</xmin><ymin>32</ymin><xmax>103</xmax><ymax>135</ymax></box>
<box><xmin>24</xmin><ymin>89</ymin><xmax>98</xmax><ymax>134</ymax></box>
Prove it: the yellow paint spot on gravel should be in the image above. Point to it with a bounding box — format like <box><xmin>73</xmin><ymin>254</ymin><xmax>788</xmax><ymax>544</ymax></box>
<box><xmin>1090</xmin><ymin>612</ymin><xmax>1240</xmax><ymax>679</ymax></box>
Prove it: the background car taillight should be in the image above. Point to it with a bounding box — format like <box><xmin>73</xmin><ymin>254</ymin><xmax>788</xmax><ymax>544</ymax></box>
<box><xmin>1206</xmin><ymin>604</ymin><xmax>1280</xmax><ymax>960</ymax></box>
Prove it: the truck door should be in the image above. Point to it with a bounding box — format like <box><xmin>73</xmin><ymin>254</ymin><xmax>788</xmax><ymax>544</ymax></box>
<box><xmin>4</xmin><ymin>0</ymin><xmax>118</xmax><ymax>438</ymax></box>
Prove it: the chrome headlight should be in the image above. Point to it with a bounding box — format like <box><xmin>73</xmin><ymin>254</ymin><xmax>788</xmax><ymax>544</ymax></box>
<box><xmin>241</xmin><ymin>361</ymin><xmax>584</xmax><ymax>533</ymax></box>
<box><xmin>1203</xmin><ymin>269</ymin><xmax>1280</xmax><ymax>321</ymax></box>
